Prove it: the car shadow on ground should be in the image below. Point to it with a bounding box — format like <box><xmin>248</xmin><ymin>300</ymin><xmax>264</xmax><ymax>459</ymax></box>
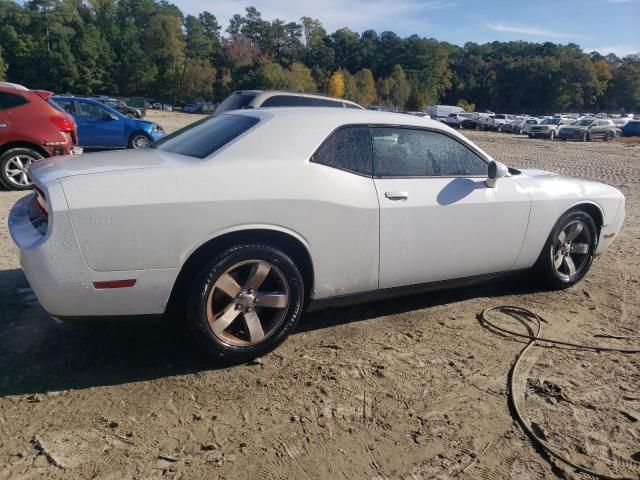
<box><xmin>0</xmin><ymin>268</ymin><xmax>542</xmax><ymax>397</ymax></box>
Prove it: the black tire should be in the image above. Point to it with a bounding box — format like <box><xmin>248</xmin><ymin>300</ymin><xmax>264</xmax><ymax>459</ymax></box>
<box><xmin>497</xmin><ymin>125</ymin><xmax>503</xmax><ymax>133</ymax></box>
<box><xmin>186</xmin><ymin>243</ymin><xmax>305</xmax><ymax>363</ymax></box>
<box><xmin>0</xmin><ymin>147</ymin><xmax>43</xmax><ymax>190</ymax></box>
<box><xmin>534</xmin><ymin>209</ymin><xmax>598</xmax><ymax>290</ymax></box>
<box><xmin>129</xmin><ymin>132</ymin><xmax>150</xmax><ymax>149</ymax></box>
<box><xmin>605</xmin><ymin>131</ymin><xmax>613</xmax><ymax>142</ymax></box>
<box><xmin>528</xmin><ymin>133</ymin><xmax>534</xmax><ymax>138</ymax></box>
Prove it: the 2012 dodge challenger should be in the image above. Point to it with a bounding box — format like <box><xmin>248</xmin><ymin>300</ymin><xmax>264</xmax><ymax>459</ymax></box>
<box><xmin>9</xmin><ymin>108</ymin><xmax>625</xmax><ymax>362</ymax></box>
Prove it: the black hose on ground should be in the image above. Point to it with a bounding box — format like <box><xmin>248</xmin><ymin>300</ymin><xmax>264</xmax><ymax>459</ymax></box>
<box><xmin>479</xmin><ymin>306</ymin><xmax>640</xmax><ymax>480</ymax></box>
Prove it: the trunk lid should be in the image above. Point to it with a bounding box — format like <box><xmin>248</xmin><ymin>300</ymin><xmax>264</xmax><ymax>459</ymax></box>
<box><xmin>29</xmin><ymin>148</ymin><xmax>184</xmax><ymax>186</ymax></box>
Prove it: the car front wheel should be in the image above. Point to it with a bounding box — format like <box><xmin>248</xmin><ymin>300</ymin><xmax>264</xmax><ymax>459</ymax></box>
<box><xmin>0</xmin><ymin>148</ymin><xmax>43</xmax><ymax>190</ymax></box>
<box><xmin>129</xmin><ymin>133</ymin><xmax>150</xmax><ymax>149</ymax></box>
<box><xmin>535</xmin><ymin>210</ymin><xmax>597</xmax><ymax>290</ymax></box>
<box><xmin>187</xmin><ymin>243</ymin><xmax>305</xmax><ymax>363</ymax></box>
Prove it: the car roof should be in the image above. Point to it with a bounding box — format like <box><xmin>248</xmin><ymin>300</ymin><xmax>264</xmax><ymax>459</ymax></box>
<box><xmin>229</xmin><ymin>106</ymin><xmax>443</xmax><ymax>127</ymax></box>
<box><xmin>236</xmin><ymin>90</ymin><xmax>363</xmax><ymax>109</ymax></box>
<box><xmin>217</xmin><ymin>107</ymin><xmax>494</xmax><ymax>163</ymax></box>
<box><xmin>0</xmin><ymin>82</ymin><xmax>30</xmax><ymax>91</ymax></box>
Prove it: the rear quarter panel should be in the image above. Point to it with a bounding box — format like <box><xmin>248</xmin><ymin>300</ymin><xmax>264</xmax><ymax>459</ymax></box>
<box><xmin>61</xmin><ymin>116</ymin><xmax>381</xmax><ymax>299</ymax></box>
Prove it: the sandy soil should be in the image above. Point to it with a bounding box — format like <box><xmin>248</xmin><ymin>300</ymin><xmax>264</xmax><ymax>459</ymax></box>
<box><xmin>0</xmin><ymin>113</ymin><xmax>639</xmax><ymax>480</ymax></box>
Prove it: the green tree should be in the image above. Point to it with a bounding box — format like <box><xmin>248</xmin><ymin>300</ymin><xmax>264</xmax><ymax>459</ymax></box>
<box><xmin>456</xmin><ymin>99</ymin><xmax>475</xmax><ymax>112</ymax></box>
<box><xmin>286</xmin><ymin>62</ymin><xmax>316</xmax><ymax>92</ymax></box>
<box><xmin>353</xmin><ymin>68</ymin><xmax>376</xmax><ymax>106</ymax></box>
<box><xmin>0</xmin><ymin>47</ymin><xmax>7</xmax><ymax>80</ymax></box>
<box><xmin>257</xmin><ymin>61</ymin><xmax>288</xmax><ymax>89</ymax></box>
<box><xmin>389</xmin><ymin>64</ymin><xmax>411</xmax><ymax>109</ymax></box>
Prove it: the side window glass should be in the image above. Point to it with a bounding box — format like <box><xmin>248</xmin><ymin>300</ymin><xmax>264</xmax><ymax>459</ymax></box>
<box><xmin>311</xmin><ymin>126</ymin><xmax>372</xmax><ymax>176</ymax></box>
<box><xmin>79</xmin><ymin>102</ymin><xmax>107</xmax><ymax>117</ymax></box>
<box><xmin>372</xmin><ymin>128</ymin><xmax>487</xmax><ymax>177</ymax></box>
<box><xmin>56</xmin><ymin>99</ymin><xmax>75</xmax><ymax>114</ymax></box>
<box><xmin>0</xmin><ymin>92</ymin><xmax>29</xmax><ymax>110</ymax></box>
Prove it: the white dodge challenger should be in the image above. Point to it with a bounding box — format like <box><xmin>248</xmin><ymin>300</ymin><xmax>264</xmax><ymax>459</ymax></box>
<box><xmin>9</xmin><ymin>108</ymin><xmax>625</xmax><ymax>362</ymax></box>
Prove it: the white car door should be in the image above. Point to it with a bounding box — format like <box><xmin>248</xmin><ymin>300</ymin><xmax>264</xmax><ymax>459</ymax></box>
<box><xmin>372</xmin><ymin>127</ymin><xmax>531</xmax><ymax>289</ymax></box>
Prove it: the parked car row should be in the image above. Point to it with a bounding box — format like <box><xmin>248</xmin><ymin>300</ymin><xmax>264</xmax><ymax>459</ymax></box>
<box><xmin>0</xmin><ymin>83</ymin><xmax>167</xmax><ymax>190</ymax></box>
<box><xmin>448</xmin><ymin>110</ymin><xmax>639</xmax><ymax>141</ymax></box>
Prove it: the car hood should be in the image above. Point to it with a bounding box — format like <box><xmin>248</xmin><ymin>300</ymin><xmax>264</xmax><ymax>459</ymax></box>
<box><xmin>29</xmin><ymin>148</ymin><xmax>184</xmax><ymax>187</ymax></box>
<box><xmin>516</xmin><ymin>168</ymin><xmax>558</xmax><ymax>178</ymax></box>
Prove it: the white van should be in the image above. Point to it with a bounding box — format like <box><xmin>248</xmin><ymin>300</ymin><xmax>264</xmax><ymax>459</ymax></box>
<box><xmin>426</xmin><ymin>105</ymin><xmax>465</xmax><ymax>122</ymax></box>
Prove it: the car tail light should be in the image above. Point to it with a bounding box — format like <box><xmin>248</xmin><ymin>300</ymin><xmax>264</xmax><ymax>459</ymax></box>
<box><xmin>34</xmin><ymin>188</ymin><xmax>48</xmax><ymax>219</ymax></box>
<box><xmin>50</xmin><ymin>116</ymin><xmax>75</xmax><ymax>134</ymax></box>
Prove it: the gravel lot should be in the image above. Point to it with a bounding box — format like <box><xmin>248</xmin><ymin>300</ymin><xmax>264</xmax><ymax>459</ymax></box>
<box><xmin>1</xmin><ymin>112</ymin><xmax>639</xmax><ymax>479</ymax></box>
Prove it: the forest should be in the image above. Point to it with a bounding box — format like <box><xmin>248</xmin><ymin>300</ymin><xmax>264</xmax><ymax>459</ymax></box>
<box><xmin>1</xmin><ymin>0</ymin><xmax>639</xmax><ymax>113</ymax></box>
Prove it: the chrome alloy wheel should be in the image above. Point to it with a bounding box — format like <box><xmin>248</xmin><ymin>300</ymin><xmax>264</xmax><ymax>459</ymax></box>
<box><xmin>4</xmin><ymin>154</ymin><xmax>34</xmax><ymax>187</ymax></box>
<box><xmin>131</xmin><ymin>134</ymin><xmax>150</xmax><ymax>149</ymax></box>
<box><xmin>206</xmin><ymin>260</ymin><xmax>289</xmax><ymax>346</ymax></box>
<box><xmin>552</xmin><ymin>220</ymin><xmax>591</xmax><ymax>281</ymax></box>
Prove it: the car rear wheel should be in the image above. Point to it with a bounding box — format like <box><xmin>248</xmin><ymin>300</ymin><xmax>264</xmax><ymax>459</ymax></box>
<box><xmin>0</xmin><ymin>148</ymin><xmax>43</xmax><ymax>190</ymax></box>
<box><xmin>497</xmin><ymin>125</ymin><xmax>503</xmax><ymax>133</ymax></box>
<box><xmin>528</xmin><ymin>133</ymin><xmax>534</xmax><ymax>138</ymax></box>
<box><xmin>129</xmin><ymin>132</ymin><xmax>150</xmax><ymax>149</ymax></box>
<box><xmin>187</xmin><ymin>243</ymin><xmax>305</xmax><ymax>363</ymax></box>
<box><xmin>535</xmin><ymin>210</ymin><xmax>597</xmax><ymax>290</ymax></box>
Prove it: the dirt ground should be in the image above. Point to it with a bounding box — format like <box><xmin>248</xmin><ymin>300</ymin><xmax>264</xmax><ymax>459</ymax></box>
<box><xmin>1</xmin><ymin>111</ymin><xmax>639</xmax><ymax>480</ymax></box>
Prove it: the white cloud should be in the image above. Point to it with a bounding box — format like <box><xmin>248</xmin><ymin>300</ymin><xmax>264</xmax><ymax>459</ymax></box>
<box><xmin>174</xmin><ymin>0</ymin><xmax>456</xmax><ymax>34</ymax></box>
<box><xmin>487</xmin><ymin>23</ymin><xmax>582</xmax><ymax>40</ymax></box>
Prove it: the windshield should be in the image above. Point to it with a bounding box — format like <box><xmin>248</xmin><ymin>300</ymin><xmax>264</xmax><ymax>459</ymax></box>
<box><xmin>215</xmin><ymin>92</ymin><xmax>256</xmax><ymax>113</ymax></box>
<box><xmin>541</xmin><ymin>119</ymin><xmax>560</xmax><ymax>125</ymax></box>
<box><xmin>572</xmin><ymin>119</ymin><xmax>594</xmax><ymax>126</ymax></box>
<box><xmin>151</xmin><ymin>114</ymin><xmax>259</xmax><ymax>158</ymax></box>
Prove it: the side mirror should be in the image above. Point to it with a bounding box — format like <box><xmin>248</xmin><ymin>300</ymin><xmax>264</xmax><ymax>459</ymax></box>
<box><xmin>485</xmin><ymin>160</ymin><xmax>509</xmax><ymax>188</ymax></box>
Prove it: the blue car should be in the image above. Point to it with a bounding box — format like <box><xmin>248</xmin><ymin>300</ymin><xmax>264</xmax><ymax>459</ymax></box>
<box><xmin>52</xmin><ymin>96</ymin><xmax>165</xmax><ymax>149</ymax></box>
<box><xmin>622</xmin><ymin>120</ymin><xmax>640</xmax><ymax>137</ymax></box>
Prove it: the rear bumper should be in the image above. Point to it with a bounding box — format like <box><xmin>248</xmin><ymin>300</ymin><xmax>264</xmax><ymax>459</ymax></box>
<box><xmin>9</xmin><ymin>188</ymin><xmax>177</xmax><ymax>317</ymax></box>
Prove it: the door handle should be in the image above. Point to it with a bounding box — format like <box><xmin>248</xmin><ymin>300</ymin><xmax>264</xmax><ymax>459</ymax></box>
<box><xmin>385</xmin><ymin>191</ymin><xmax>409</xmax><ymax>201</ymax></box>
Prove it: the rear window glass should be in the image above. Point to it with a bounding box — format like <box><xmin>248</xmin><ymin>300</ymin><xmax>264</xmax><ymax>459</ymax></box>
<box><xmin>311</xmin><ymin>126</ymin><xmax>372</xmax><ymax>176</ymax></box>
<box><xmin>0</xmin><ymin>92</ymin><xmax>29</xmax><ymax>110</ymax></box>
<box><xmin>151</xmin><ymin>114</ymin><xmax>259</xmax><ymax>159</ymax></box>
<box><xmin>215</xmin><ymin>93</ymin><xmax>256</xmax><ymax>113</ymax></box>
<box><xmin>302</xmin><ymin>97</ymin><xmax>342</xmax><ymax>107</ymax></box>
<box><xmin>261</xmin><ymin>95</ymin><xmax>304</xmax><ymax>107</ymax></box>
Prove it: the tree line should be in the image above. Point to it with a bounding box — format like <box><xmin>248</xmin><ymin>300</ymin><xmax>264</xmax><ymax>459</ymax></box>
<box><xmin>1</xmin><ymin>0</ymin><xmax>639</xmax><ymax>113</ymax></box>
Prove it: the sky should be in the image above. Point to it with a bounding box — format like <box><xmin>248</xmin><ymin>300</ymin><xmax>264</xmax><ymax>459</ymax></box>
<box><xmin>173</xmin><ymin>0</ymin><xmax>640</xmax><ymax>57</ymax></box>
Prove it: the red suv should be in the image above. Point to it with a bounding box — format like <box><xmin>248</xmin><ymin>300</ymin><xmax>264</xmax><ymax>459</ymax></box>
<box><xmin>0</xmin><ymin>82</ymin><xmax>78</xmax><ymax>190</ymax></box>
